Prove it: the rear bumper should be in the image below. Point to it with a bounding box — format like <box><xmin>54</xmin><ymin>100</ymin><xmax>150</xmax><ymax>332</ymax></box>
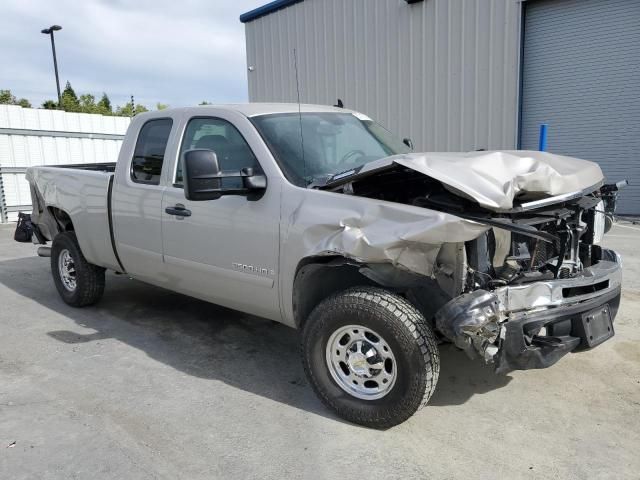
<box><xmin>435</xmin><ymin>248</ymin><xmax>622</xmax><ymax>373</ymax></box>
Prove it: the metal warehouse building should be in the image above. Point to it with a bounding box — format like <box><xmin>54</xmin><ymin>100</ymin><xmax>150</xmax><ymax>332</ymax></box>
<box><xmin>241</xmin><ymin>0</ymin><xmax>640</xmax><ymax>214</ymax></box>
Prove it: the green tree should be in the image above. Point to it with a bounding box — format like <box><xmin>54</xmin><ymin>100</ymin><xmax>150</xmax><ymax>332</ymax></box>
<box><xmin>59</xmin><ymin>81</ymin><xmax>81</xmax><ymax>112</ymax></box>
<box><xmin>134</xmin><ymin>104</ymin><xmax>149</xmax><ymax>115</ymax></box>
<box><xmin>115</xmin><ymin>102</ymin><xmax>149</xmax><ymax>117</ymax></box>
<box><xmin>0</xmin><ymin>89</ymin><xmax>32</xmax><ymax>108</ymax></box>
<box><xmin>115</xmin><ymin>103</ymin><xmax>132</xmax><ymax>116</ymax></box>
<box><xmin>79</xmin><ymin>93</ymin><xmax>98</xmax><ymax>113</ymax></box>
<box><xmin>96</xmin><ymin>93</ymin><xmax>112</xmax><ymax>115</ymax></box>
<box><xmin>199</xmin><ymin>100</ymin><xmax>212</xmax><ymax>105</ymax></box>
<box><xmin>3</xmin><ymin>87</ymin><xmax>170</xmax><ymax>115</ymax></box>
<box><xmin>0</xmin><ymin>90</ymin><xmax>14</xmax><ymax>104</ymax></box>
<box><xmin>16</xmin><ymin>98</ymin><xmax>32</xmax><ymax>108</ymax></box>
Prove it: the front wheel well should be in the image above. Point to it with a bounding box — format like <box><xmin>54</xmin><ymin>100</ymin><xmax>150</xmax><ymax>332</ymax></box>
<box><xmin>292</xmin><ymin>256</ymin><xmax>454</xmax><ymax>331</ymax></box>
<box><xmin>292</xmin><ymin>257</ymin><xmax>377</xmax><ymax>329</ymax></box>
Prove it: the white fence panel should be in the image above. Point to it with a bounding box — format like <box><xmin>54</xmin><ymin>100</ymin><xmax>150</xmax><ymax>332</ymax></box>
<box><xmin>0</xmin><ymin>105</ymin><xmax>130</xmax><ymax>222</ymax></box>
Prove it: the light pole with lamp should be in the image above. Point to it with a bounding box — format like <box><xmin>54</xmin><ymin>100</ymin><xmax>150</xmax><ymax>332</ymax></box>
<box><xmin>41</xmin><ymin>25</ymin><xmax>63</xmax><ymax>107</ymax></box>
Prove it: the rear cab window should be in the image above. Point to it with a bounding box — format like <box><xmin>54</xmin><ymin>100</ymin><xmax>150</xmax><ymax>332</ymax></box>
<box><xmin>131</xmin><ymin>118</ymin><xmax>173</xmax><ymax>185</ymax></box>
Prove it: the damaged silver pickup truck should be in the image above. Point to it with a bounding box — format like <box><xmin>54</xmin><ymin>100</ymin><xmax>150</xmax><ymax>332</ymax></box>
<box><xmin>21</xmin><ymin>104</ymin><xmax>623</xmax><ymax>428</ymax></box>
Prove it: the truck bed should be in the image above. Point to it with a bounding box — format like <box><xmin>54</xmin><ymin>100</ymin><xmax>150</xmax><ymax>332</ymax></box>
<box><xmin>27</xmin><ymin>165</ymin><xmax>121</xmax><ymax>272</ymax></box>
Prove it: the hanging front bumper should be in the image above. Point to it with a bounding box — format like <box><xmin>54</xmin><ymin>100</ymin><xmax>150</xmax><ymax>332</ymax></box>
<box><xmin>435</xmin><ymin>248</ymin><xmax>623</xmax><ymax>374</ymax></box>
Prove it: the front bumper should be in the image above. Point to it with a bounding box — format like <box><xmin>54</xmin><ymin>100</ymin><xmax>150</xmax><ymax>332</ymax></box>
<box><xmin>435</xmin><ymin>248</ymin><xmax>622</xmax><ymax>374</ymax></box>
<box><xmin>495</xmin><ymin>284</ymin><xmax>620</xmax><ymax>374</ymax></box>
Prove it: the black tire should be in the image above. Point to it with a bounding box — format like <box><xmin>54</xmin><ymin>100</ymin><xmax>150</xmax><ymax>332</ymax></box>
<box><xmin>51</xmin><ymin>231</ymin><xmax>105</xmax><ymax>307</ymax></box>
<box><xmin>301</xmin><ymin>286</ymin><xmax>439</xmax><ymax>428</ymax></box>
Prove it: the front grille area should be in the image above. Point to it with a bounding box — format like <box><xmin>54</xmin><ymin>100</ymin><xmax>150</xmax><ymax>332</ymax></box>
<box><xmin>510</xmin><ymin>233</ymin><xmax>558</xmax><ymax>271</ymax></box>
<box><xmin>465</xmin><ymin>195</ymin><xmax>605</xmax><ymax>290</ymax></box>
<box><xmin>562</xmin><ymin>280</ymin><xmax>609</xmax><ymax>298</ymax></box>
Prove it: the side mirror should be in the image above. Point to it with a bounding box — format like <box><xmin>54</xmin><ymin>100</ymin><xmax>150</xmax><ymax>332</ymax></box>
<box><xmin>183</xmin><ymin>149</ymin><xmax>267</xmax><ymax>201</ymax></box>
<box><xmin>403</xmin><ymin>138</ymin><xmax>414</xmax><ymax>150</ymax></box>
<box><xmin>241</xmin><ymin>167</ymin><xmax>267</xmax><ymax>190</ymax></box>
<box><xmin>183</xmin><ymin>149</ymin><xmax>222</xmax><ymax>201</ymax></box>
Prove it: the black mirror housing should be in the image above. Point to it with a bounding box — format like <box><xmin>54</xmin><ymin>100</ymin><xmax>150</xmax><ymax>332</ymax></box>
<box><xmin>403</xmin><ymin>138</ymin><xmax>414</xmax><ymax>150</ymax></box>
<box><xmin>183</xmin><ymin>149</ymin><xmax>267</xmax><ymax>201</ymax></box>
<box><xmin>183</xmin><ymin>149</ymin><xmax>222</xmax><ymax>201</ymax></box>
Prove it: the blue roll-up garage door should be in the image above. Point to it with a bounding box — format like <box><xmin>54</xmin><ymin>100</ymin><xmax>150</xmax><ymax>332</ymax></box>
<box><xmin>519</xmin><ymin>0</ymin><xmax>640</xmax><ymax>214</ymax></box>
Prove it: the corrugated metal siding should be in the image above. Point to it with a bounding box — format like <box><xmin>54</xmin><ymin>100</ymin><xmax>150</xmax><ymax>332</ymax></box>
<box><xmin>0</xmin><ymin>105</ymin><xmax>129</xmax><ymax>222</ymax></box>
<box><xmin>244</xmin><ymin>0</ymin><xmax>522</xmax><ymax>152</ymax></box>
<box><xmin>520</xmin><ymin>0</ymin><xmax>640</xmax><ymax>214</ymax></box>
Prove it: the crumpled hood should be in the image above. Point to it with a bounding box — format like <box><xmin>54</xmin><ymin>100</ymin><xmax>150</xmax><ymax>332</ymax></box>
<box><xmin>353</xmin><ymin>150</ymin><xmax>604</xmax><ymax>211</ymax></box>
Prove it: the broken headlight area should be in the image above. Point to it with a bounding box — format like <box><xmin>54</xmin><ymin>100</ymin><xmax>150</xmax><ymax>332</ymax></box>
<box><xmin>432</xmin><ymin>195</ymin><xmax>620</xmax><ymax>370</ymax></box>
<box><xmin>435</xmin><ymin>290</ymin><xmax>503</xmax><ymax>362</ymax></box>
<box><xmin>434</xmin><ymin>246</ymin><xmax>621</xmax><ymax>372</ymax></box>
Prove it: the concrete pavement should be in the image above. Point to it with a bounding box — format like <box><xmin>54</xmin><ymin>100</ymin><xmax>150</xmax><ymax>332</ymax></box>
<box><xmin>0</xmin><ymin>223</ymin><xmax>639</xmax><ymax>479</ymax></box>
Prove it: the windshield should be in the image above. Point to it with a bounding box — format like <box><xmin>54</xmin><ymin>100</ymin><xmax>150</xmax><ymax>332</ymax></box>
<box><xmin>251</xmin><ymin>112</ymin><xmax>412</xmax><ymax>186</ymax></box>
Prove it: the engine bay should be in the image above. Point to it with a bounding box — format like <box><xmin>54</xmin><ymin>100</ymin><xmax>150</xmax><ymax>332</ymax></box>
<box><xmin>319</xmin><ymin>165</ymin><xmax>614</xmax><ymax>294</ymax></box>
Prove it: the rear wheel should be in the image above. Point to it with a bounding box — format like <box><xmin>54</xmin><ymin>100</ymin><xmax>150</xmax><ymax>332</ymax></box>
<box><xmin>51</xmin><ymin>232</ymin><xmax>105</xmax><ymax>307</ymax></box>
<box><xmin>301</xmin><ymin>287</ymin><xmax>439</xmax><ymax>428</ymax></box>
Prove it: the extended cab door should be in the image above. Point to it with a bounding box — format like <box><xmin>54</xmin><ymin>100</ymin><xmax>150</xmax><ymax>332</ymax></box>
<box><xmin>111</xmin><ymin>116</ymin><xmax>176</xmax><ymax>283</ymax></box>
<box><xmin>160</xmin><ymin>112</ymin><xmax>281</xmax><ymax>320</ymax></box>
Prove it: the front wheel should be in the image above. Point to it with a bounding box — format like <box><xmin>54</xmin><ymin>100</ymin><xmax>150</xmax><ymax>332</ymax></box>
<box><xmin>51</xmin><ymin>231</ymin><xmax>105</xmax><ymax>307</ymax></box>
<box><xmin>301</xmin><ymin>287</ymin><xmax>440</xmax><ymax>428</ymax></box>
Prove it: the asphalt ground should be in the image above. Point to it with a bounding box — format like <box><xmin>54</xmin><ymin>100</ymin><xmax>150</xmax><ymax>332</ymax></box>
<box><xmin>1</xmin><ymin>222</ymin><xmax>639</xmax><ymax>479</ymax></box>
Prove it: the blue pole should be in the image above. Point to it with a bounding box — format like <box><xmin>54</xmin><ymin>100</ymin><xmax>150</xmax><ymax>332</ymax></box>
<box><xmin>539</xmin><ymin>123</ymin><xmax>548</xmax><ymax>152</ymax></box>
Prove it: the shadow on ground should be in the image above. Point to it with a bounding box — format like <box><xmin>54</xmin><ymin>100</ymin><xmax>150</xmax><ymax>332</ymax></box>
<box><xmin>0</xmin><ymin>255</ymin><xmax>512</xmax><ymax>421</ymax></box>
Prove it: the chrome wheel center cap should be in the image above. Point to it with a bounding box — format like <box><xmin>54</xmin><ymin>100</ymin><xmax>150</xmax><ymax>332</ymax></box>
<box><xmin>347</xmin><ymin>351</ymin><xmax>369</xmax><ymax>376</ymax></box>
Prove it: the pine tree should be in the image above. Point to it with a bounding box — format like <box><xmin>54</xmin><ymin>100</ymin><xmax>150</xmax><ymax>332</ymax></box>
<box><xmin>59</xmin><ymin>81</ymin><xmax>81</xmax><ymax>112</ymax></box>
<box><xmin>97</xmin><ymin>93</ymin><xmax>112</xmax><ymax>115</ymax></box>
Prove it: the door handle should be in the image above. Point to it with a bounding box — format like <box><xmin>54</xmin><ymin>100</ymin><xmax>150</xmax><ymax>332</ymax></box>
<box><xmin>165</xmin><ymin>204</ymin><xmax>192</xmax><ymax>217</ymax></box>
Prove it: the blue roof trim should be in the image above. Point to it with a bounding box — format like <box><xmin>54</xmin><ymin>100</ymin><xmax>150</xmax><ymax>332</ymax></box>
<box><xmin>240</xmin><ymin>0</ymin><xmax>304</xmax><ymax>23</ymax></box>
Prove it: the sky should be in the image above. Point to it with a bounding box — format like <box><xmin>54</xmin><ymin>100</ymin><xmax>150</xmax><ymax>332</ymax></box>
<box><xmin>0</xmin><ymin>0</ymin><xmax>267</xmax><ymax>109</ymax></box>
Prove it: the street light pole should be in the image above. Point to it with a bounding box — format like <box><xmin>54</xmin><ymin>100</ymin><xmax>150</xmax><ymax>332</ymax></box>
<box><xmin>41</xmin><ymin>25</ymin><xmax>63</xmax><ymax>107</ymax></box>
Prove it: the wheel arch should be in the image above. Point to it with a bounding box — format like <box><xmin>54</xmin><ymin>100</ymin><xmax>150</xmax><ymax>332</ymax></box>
<box><xmin>292</xmin><ymin>256</ymin><xmax>376</xmax><ymax>330</ymax></box>
<box><xmin>48</xmin><ymin>206</ymin><xmax>75</xmax><ymax>233</ymax></box>
<box><xmin>292</xmin><ymin>255</ymin><xmax>454</xmax><ymax>331</ymax></box>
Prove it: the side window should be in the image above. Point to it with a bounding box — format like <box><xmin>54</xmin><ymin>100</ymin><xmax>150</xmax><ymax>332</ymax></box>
<box><xmin>176</xmin><ymin>117</ymin><xmax>260</xmax><ymax>186</ymax></box>
<box><xmin>131</xmin><ymin>118</ymin><xmax>173</xmax><ymax>185</ymax></box>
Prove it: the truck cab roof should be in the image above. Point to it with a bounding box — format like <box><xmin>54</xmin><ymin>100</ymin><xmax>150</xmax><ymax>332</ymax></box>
<box><xmin>137</xmin><ymin>103</ymin><xmax>354</xmax><ymax>120</ymax></box>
